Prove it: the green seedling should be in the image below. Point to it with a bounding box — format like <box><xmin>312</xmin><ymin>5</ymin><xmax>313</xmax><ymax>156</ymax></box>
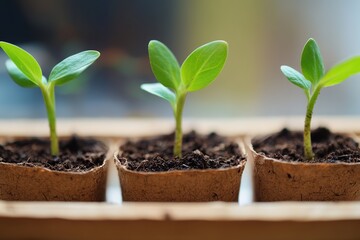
<box><xmin>0</xmin><ymin>41</ymin><xmax>100</xmax><ymax>156</ymax></box>
<box><xmin>142</xmin><ymin>40</ymin><xmax>228</xmax><ymax>157</ymax></box>
<box><xmin>281</xmin><ymin>38</ymin><xmax>360</xmax><ymax>161</ymax></box>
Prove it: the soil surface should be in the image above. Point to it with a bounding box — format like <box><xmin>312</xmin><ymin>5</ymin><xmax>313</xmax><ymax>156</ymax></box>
<box><xmin>0</xmin><ymin>136</ymin><xmax>107</xmax><ymax>172</ymax></box>
<box><xmin>252</xmin><ymin>127</ymin><xmax>360</xmax><ymax>163</ymax></box>
<box><xmin>118</xmin><ymin>131</ymin><xmax>245</xmax><ymax>172</ymax></box>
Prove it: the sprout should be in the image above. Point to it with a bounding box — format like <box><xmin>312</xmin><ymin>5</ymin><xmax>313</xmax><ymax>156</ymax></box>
<box><xmin>281</xmin><ymin>38</ymin><xmax>360</xmax><ymax>160</ymax></box>
<box><xmin>0</xmin><ymin>41</ymin><xmax>100</xmax><ymax>156</ymax></box>
<box><xmin>142</xmin><ymin>40</ymin><xmax>228</xmax><ymax>157</ymax></box>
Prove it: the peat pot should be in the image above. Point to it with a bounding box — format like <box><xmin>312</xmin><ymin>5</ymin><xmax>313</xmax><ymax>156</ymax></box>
<box><xmin>247</xmin><ymin>130</ymin><xmax>360</xmax><ymax>201</ymax></box>
<box><xmin>115</xmin><ymin>132</ymin><xmax>247</xmax><ymax>202</ymax></box>
<box><xmin>0</xmin><ymin>137</ymin><xmax>109</xmax><ymax>201</ymax></box>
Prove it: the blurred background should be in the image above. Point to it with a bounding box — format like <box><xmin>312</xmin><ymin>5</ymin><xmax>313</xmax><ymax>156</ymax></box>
<box><xmin>1</xmin><ymin>0</ymin><xmax>360</xmax><ymax>119</ymax></box>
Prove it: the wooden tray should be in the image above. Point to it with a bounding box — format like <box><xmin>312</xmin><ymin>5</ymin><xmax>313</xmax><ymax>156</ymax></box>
<box><xmin>0</xmin><ymin>117</ymin><xmax>359</xmax><ymax>240</ymax></box>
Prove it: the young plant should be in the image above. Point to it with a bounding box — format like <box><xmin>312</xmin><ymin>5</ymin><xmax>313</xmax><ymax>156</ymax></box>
<box><xmin>281</xmin><ymin>38</ymin><xmax>360</xmax><ymax>161</ymax></box>
<box><xmin>141</xmin><ymin>40</ymin><xmax>228</xmax><ymax>157</ymax></box>
<box><xmin>0</xmin><ymin>41</ymin><xmax>100</xmax><ymax>156</ymax></box>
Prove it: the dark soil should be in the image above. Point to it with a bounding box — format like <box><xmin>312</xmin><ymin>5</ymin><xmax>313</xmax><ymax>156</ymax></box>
<box><xmin>118</xmin><ymin>131</ymin><xmax>245</xmax><ymax>172</ymax></box>
<box><xmin>252</xmin><ymin>127</ymin><xmax>360</xmax><ymax>163</ymax></box>
<box><xmin>0</xmin><ymin>136</ymin><xmax>107</xmax><ymax>172</ymax></box>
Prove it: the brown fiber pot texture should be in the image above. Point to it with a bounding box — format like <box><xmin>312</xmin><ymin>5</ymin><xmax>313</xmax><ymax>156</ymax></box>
<box><xmin>247</xmin><ymin>139</ymin><xmax>360</xmax><ymax>201</ymax></box>
<box><xmin>0</xmin><ymin>159</ymin><xmax>109</xmax><ymax>201</ymax></box>
<box><xmin>114</xmin><ymin>154</ymin><xmax>246</xmax><ymax>202</ymax></box>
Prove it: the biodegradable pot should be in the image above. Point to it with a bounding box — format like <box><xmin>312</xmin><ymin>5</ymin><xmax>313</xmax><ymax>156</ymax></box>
<box><xmin>115</xmin><ymin>154</ymin><xmax>246</xmax><ymax>202</ymax></box>
<box><xmin>247</xmin><ymin>138</ymin><xmax>360</xmax><ymax>201</ymax></box>
<box><xmin>0</xmin><ymin>159</ymin><xmax>109</xmax><ymax>201</ymax></box>
<box><xmin>0</xmin><ymin>137</ymin><xmax>109</xmax><ymax>201</ymax></box>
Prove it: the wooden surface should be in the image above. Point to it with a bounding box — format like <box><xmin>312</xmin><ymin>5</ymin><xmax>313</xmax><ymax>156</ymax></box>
<box><xmin>1</xmin><ymin>116</ymin><xmax>360</xmax><ymax>137</ymax></box>
<box><xmin>0</xmin><ymin>117</ymin><xmax>359</xmax><ymax>240</ymax></box>
<box><xmin>0</xmin><ymin>202</ymin><xmax>359</xmax><ymax>240</ymax></box>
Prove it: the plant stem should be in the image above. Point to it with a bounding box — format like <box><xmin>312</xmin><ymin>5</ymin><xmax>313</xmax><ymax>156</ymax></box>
<box><xmin>41</xmin><ymin>84</ymin><xmax>59</xmax><ymax>156</ymax></box>
<box><xmin>304</xmin><ymin>86</ymin><xmax>321</xmax><ymax>161</ymax></box>
<box><xmin>173</xmin><ymin>92</ymin><xmax>186</xmax><ymax>158</ymax></box>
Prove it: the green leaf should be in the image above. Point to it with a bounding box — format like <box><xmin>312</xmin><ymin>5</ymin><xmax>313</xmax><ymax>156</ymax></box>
<box><xmin>181</xmin><ymin>40</ymin><xmax>228</xmax><ymax>92</ymax></box>
<box><xmin>320</xmin><ymin>56</ymin><xmax>360</xmax><ymax>87</ymax></box>
<box><xmin>48</xmin><ymin>50</ymin><xmax>100</xmax><ymax>86</ymax></box>
<box><xmin>0</xmin><ymin>41</ymin><xmax>42</xmax><ymax>85</ymax></box>
<box><xmin>281</xmin><ymin>65</ymin><xmax>311</xmax><ymax>90</ymax></box>
<box><xmin>5</xmin><ymin>60</ymin><xmax>37</xmax><ymax>88</ymax></box>
<box><xmin>301</xmin><ymin>38</ymin><xmax>325</xmax><ymax>86</ymax></box>
<box><xmin>141</xmin><ymin>83</ymin><xmax>176</xmax><ymax>109</ymax></box>
<box><xmin>148</xmin><ymin>40</ymin><xmax>181</xmax><ymax>90</ymax></box>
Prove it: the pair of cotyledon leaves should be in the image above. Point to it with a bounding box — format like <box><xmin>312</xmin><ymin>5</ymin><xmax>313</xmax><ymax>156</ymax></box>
<box><xmin>281</xmin><ymin>38</ymin><xmax>360</xmax><ymax>92</ymax></box>
<box><xmin>0</xmin><ymin>41</ymin><xmax>100</xmax><ymax>89</ymax></box>
<box><xmin>141</xmin><ymin>40</ymin><xmax>228</xmax><ymax>109</ymax></box>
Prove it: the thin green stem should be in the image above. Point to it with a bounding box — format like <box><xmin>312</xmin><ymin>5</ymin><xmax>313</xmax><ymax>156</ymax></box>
<box><xmin>305</xmin><ymin>89</ymin><xmax>311</xmax><ymax>102</ymax></box>
<box><xmin>173</xmin><ymin>92</ymin><xmax>186</xmax><ymax>158</ymax></box>
<box><xmin>41</xmin><ymin>84</ymin><xmax>59</xmax><ymax>156</ymax></box>
<box><xmin>304</xmin><ymin>86</ymin><xmax>321</xmax><ymax>161</ymax></box>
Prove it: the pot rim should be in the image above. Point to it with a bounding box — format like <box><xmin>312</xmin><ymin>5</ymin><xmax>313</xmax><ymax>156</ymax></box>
<box><xmin>0</xmin><ymin>158</ymin><xmax>110</xmax><ymax>175</ymax></box>
<box><xmin>114</xmin><ymin>152</ymin><xmax>246</xmax><ymax>175</ymax></box>
<box><xmin>245</xmin><ymin>131</ymin><xmax>360</xmax><ymax>166</ymax></box>
<box><xmin>114</xmin><ymin>135</ymin><xmax>247</xmax><ymax>175</ymax></box>
<box><xmin>0</xmin><ymin>137</ymin><xmax>110</xmax><ymax>175</ymax></box>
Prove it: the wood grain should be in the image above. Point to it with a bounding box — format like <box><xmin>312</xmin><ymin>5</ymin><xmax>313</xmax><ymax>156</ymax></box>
<box><xmin>1</xmin><ymin>116</ymin><xmax>360</xmax><ymax>137</ymax></box>
<box><xmin>0</xmin><ymin>202</ymin><xmax>359</xmax><ymax>240</ymax></box>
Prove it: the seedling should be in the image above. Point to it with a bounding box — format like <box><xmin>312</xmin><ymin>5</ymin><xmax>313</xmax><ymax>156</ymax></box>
<box><xmin>0</xmin><ymin>41</ymin><xmax>100</xmax><ymax>156</ymax></box>
<box><xmin>142</xmin><ymin>40</ymin><xmax>228</xmax><ymax>157</ymax></box>
<box><xmin>281</xmin><ymin>38</ymin><xmax>360</xmax><ymax>161</ymax></box>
